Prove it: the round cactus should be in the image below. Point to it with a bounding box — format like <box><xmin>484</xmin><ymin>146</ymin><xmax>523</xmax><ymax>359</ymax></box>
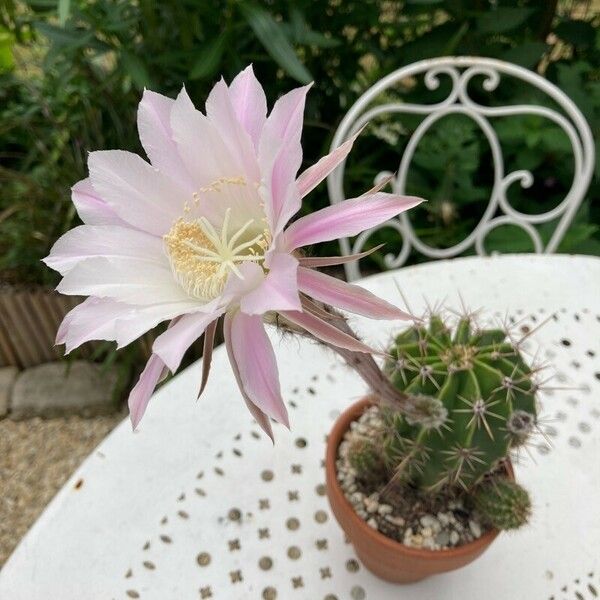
<box><xmin>472</xmin><ymin>477</ymin><xmax>532</xmax><ymax>530</ymax></box>
<box><xmin>347</xmin><ymin>437</ymin><xmax>386</xmax><ymax>483</ymax></box>
<box><xmin>382</xmin><ymin>315</ymin><xmax>538</xmax><ymax>492</ymax></box>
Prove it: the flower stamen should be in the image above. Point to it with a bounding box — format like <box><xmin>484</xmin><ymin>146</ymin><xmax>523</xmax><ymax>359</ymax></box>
<box><xmin>164</xmin><ymin>207</ymin><xmax>270</xmax><ymax>301</ymax></box>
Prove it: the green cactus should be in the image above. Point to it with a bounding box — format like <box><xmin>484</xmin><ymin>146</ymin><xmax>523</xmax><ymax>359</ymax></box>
<box><xmin>382</xmin><ymin>315</ymin><xmax>538</xmax><ymax>492</ymax></box>
<box><xmin>347</xmin><ymin>437</ymin><xmax>386</xmax><ymax>483</ymax></box>
<box><xmin>472</xmin><ymin>477</ymin><xmax>532</xmax><ymax>530</ymax></box>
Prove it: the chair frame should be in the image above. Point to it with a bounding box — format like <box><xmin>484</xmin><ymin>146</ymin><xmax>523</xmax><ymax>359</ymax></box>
<box><xmin>326</xmin><ymin>56</ymin><xmax>595</xmax><ymax>281</ymax></box>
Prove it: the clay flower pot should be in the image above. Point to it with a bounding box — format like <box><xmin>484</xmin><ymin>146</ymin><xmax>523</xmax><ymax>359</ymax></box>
<box><xmin>325</xmin><ymin>396</ymin><xmax>513</xmax><ymax>584</ymax></box>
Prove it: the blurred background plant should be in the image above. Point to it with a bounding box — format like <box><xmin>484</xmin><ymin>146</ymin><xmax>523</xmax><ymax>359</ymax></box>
<box><xmin>0</xmin><ymin>0</ymin><xmax>598</xmax><ymax>381</ymax></box>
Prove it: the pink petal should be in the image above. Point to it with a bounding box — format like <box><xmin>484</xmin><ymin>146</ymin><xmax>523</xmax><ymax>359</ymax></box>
<box><xmin>229</xmin><ymin>65</ymin><xmax>267</xmax><ymax>148</ymax></box>
<box><xmin>152</xmin><ymin>308</ymin><xmax>222</xmax><ymax>373</ymax></box>
<box><xmin>170</xmin><ymin>87</ymin><xmax>240</xmax><ymax>187</ymax></box>
<box><xmin>198</xmin><ymin>318</ymin><xmax>218</xmax><ymax>399</ymax></box>
<box><xmin>137</xmin><ymin>90</ymin><xmax>195</xmax><ymax>190</ymax></box>
<box><xmin>259</xmin><ymin>84</ymin><xmax>311</xmax><ymax>232</ymax></box>
<box><xmin>57</xmin><ymin>256</ymin><xmax>192</xmax><ymax>305</ymax></box>
<box><xmin>88</xmin><ymin>150</ymin><xmax>188</xmax><ymax>236</ymax></box>
<box><xmin>223</xmin><ymin>312</ymin><xmax>274</xmax><ymax>441</ymax></box>
<box><xmin>170</xmin><ymin>87</ymin><xmax>264</xmax><ymax>227</ymax></box>
<box><xmin>222</xmin><ymin>262</ymin><xmax>265</xmax><ymax>303</ymax></box>
<box><xmin>284</xmin><ymin>192</ymin><xmax>424</xmax><ymax>250</ymax></box>
<box><xmin>240</xmin><ymin>253</ymin><xmax>301</xmax><ymax>315</ymax></box>
<box><xmin>296</xmin><ymin>130</ymin><xmax>360</xmax><ymax>199</ymax></box>
<box><xmin>128</xmin><ymin>353</ymin><xmax>168</xmax><ymax>430</ymax></box>
<box><xmin>297</xmin><ymin>244</ymin><xmax>384</xmax><ymax>268</ymax></box>
<box><xmin>71</xmin><ymin>178</ymin><xmax>125</xmax><ymax>226</ymax></box>
<box><xmin>206</xmin><ymin>78</ymin><xmax>260</xmax><ymax>181</ymax></box>
<box><xmin>297</xmin><ymin>267</ymin><xmax>412</xmax><ymax>320</ymax></box>
<box><xmin>44</xmin><ymin>225</ymin><xmax>164</xmax><ymax>276</ymax></box>
<box><xmin>228</xmin><ymin>310</ymin><xmax>289</xmax><ymax>427</ymax></box>
<box><xmin>280</xmin><ymin>310</ymin><xmax>380</xmax><ymax>354</ymax></box>
<box><xmin>57</xmin><ymin>297</ymin><xmax>205</xmax><ymax>353</ymax></box>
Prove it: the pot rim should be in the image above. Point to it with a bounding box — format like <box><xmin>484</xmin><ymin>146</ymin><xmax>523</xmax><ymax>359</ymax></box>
<box><xmin>326</xmin><ymin>395</ymin><xmax>508</xmax><ymax>561</ymax></box>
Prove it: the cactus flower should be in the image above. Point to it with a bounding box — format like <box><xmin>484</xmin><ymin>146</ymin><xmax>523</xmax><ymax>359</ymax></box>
<box><xmin>45</xmin><ymin>66</ymin><xmax>422</xmax><ymax>438</ymax></box>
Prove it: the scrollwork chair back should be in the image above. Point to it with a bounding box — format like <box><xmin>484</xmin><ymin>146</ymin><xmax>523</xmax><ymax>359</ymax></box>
<box><xmin>326</xmin><ymin>56</ymin><xmax>595</xmax><ymax>281</ymax></box>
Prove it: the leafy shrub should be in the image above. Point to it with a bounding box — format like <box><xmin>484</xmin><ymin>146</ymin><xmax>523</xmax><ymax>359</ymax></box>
<box><xmin>1</xmin><ymin>0</ymin><xmax>598</xmax><ymax>284</ymax></box>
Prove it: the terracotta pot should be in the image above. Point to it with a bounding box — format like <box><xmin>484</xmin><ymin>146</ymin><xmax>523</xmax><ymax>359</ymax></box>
<box><xmin>325</xmin><ymin>396</ymin><xmax>513</xmax><ymax>584</ymax></box>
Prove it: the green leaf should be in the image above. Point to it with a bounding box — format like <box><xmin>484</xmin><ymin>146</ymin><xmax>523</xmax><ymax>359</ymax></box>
<box><xmin>34</xmin><ymin>21</ymin><xmax>93</xmax><ymax>47</ymax></box>
<box><xmin>0</xmin><ymin>26</ymin><xmax>15</xmax><ymax>72</ymax></box>
<box><xmin>555</xmin><ymin>19</ymin><xmax>595</xmax><ymax>49</ymax></box>
<box><xmin>239</xmin><ymin>2</ymin><xmax>312</xmax><ymax>84</ymax></box>
<box><xmin>58</xmin><ymin>0</ymin><xmax>71</xmax><ymax>26</ymax></box>
<box><xmin>501</xmin><ymin>42</ymin><xmax>547</xmax><ymax>69</ymax></box>
<box><xmin>476</xmin><ymin>8</ymin><xmax>535</xmax><ymax>34</ymax></box>
<box><xmin>190</xmin><ymin>35</ymin><xmax>228</xmax><ymax>80</ymax></box>
<box><xmin>288</xmin><ymin>7</ymin><xmax>341</xmax><ymax>48</ymax></box>
<box><xmin>121</xmin><ymin>52</ymin><xmax>152</xmax><ymax>89</ymax></box>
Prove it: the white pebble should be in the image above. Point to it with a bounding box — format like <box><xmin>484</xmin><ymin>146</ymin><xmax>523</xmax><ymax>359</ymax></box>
<box><xmin>437</xmin><ymin>512</ymin><xmax>451</xmax><ymax>526</ymax></box>
<box><xmin>378</xmin><ymin>504</ymin><xmax>393</xmax><ymax>516</ymax></box>
<box><xmin>420</xmin><ymin>515</ymin><xmax>441</xmax><ymax>532</ymax></box>
<box><xmin>422</xmin><ymin>537</ymin><xmax>436</xmax><ymax>550</ymax></box>
<box><xmin>450</xmin><ymin>531</ymin><xmax>460</xmax><ymax>545</ymax></box>
<box><xmin>367</xmin><ymin>518</ymin><xmax>378</xmax><ymax>529</ymax></box>
<box><xmin>469</xmin><ymin>520</ymin><xmax>482</xmax><ymax>538</ymax></box>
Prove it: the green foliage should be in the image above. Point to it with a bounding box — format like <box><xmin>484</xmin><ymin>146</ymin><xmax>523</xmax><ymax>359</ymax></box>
<box><xmin>0</xmin><ymin>1</ymin><xmax>599</xmax><ymax>287</ymax></box>
<box><xmin>382</xmin><ymin>316</ymin><xmax>538</xmax><ymax>492</ymax></box>
<box><xmin>472</xmin><ymin>477</ymin><xmax>532</xmax><ymax>530</ymax></box>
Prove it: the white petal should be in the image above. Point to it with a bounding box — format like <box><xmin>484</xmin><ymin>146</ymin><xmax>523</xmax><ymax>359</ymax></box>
<box><xmin>88</xmin><ymin>150</ymin><xmax>188</xmax><ymax>236</ymax></box>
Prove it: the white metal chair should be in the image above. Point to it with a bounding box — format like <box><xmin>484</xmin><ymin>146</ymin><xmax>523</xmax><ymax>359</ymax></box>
<box><xmin>326</xmin><ymin>56</ymin><xmax>595</xmax><ymax>281</ymax></box>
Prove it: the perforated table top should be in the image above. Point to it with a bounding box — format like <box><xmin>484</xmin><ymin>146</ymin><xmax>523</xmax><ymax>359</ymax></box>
<box><xmin>1</xmin><ymin>254</ymin><xmax>599</xmax><ymax>600</ymax></box>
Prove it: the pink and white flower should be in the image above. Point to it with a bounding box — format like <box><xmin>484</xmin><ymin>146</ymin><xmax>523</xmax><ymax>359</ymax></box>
<box><xmin>45</xmin><ymin>66</ymin><xmax>422</xmax><ymax>439</ymax></box>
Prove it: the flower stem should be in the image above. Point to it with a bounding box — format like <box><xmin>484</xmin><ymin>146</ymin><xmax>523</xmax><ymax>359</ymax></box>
<box><xmin>276</xmin><ymin>303</ymin><xmax>424</xmax><ymax>420</ymax></box>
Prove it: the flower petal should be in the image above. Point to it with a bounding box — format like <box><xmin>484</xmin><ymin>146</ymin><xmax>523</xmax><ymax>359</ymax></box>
<box><xmin>71</xmin><ymin>178</ymin><xmax>126</xmax><ymax>226</ymax></box>
<box><xmin>57</xmin><ymin>297</ymin><xmax>206</xmax><ymax>353</ymax></box>
<box><xmin>152</xmin><ymin>308</ymin><xmax>222</xmax><ymax>373</ymax></box>
<box><xmin>240</xmin><ymin>253</ymin><xmax>301</xmax><ymax>315</ymax></box>
<box><xmin>229</xmin><ymin>65</ymin><xmax>267</xmax><ymax>148</ymax></box>
<box><xmin>198</xmin><ymin>318</ymin><xmax>218</xmax><ymax>399</ymax></box>
<box><xmin>170</xmin><ymin>87</ymin><xmax>239</xmax><ymax>186</ymax></box>
<box><xmin>284</xmin><ymin>192</ymin><xmax>424</xmax><ymax>250</ymax></box>
<box><xmin>280</xmin><ymin>310</ymin><xmax>380</xmax><ymax>354</ymax></box>
<box><xmin>228</xmin><ymin>310</ymin><xmax>289</xmax><ymax>427</ymax></box>
<box><xmin>297</xmin><ymin>267</ymin><xmax>412</xmax><ymax>320</ymax></box>
<box><xmin>259</xmin><ymin>84</ymin><xmax>311</xmax><ymax>232</ymax></box>
<box><xmin>44</xmin><ymin>225</ymin><xmax>165</xmax><ymax>276</ymax></box>
<box><xmin>88</xmin><ymin>150</ymin><xmax>188</xmax><ymax>236</ymax></box>
<box><xmin>297</xmin><ymin>244</ymin><xmax>384</xmax><ymax>268</ymax></box>
<box><xmin>295</xmin><ymin>130</ymin><xmax>360</xmax><ymax>199</ymax></box>
<box><xmin>223</xmin><ymin>312</ymin><xmax>274</xmax><ymax>441</ymax></box>
<box><xmin>57</xmin><ymin>256</ymin><xmax>192</xmax><ymax>305</ymax></box>
<box><xmin>128</xmin><ymin>353</ymin><xmax>168</xmax><ymax>430</ymax></box>
<box><xmin>170</xmin><ymin>87</ymin><xmax>264</xmax><ymax>228</ymax></box>
<box><xmin>137</xmin><ymin>89</ymin><xmax>195</xmax><ymax>190</ymax></box>
<box><xmin>205</xmin><ymin>78</ymin><xmax>260</xmax><ymax>181</ymax></box>
<box><xmin>222</xmin><ymin>261</ymin><xmax>265</xmax><ymax>303</ymax></box>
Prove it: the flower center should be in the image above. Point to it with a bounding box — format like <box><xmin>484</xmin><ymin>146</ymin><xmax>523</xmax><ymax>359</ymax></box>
<box><xmin>164</xmin><ymin>208</ymin><xmax>270</xmax><ymax>301</ymax></box>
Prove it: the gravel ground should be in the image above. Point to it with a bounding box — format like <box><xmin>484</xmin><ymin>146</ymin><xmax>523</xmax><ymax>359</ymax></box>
<box><xmin>0</xmin><ymin>412</ymin><xmax>124</xmax><ymax>567</ymax></box>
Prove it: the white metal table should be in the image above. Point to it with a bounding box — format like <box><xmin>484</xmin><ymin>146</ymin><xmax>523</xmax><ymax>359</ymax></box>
<box><xmin>1</xmin><ymin>254</ymin><xmax>599</xmax><ymax>600</ymax></box>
